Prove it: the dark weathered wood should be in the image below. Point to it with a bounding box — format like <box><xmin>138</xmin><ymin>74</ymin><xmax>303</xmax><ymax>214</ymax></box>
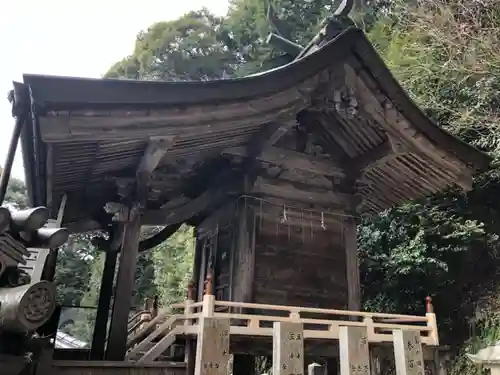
<box><xmin>141</xmin><ymin>189</ymin><xmax>226</xmax><ymax>226</ymax></box>
<box><xmin>223</xmin><ymin>146</ymin><xmax>345</xmax><ymax>178</ymax></box>
<box><xmin>253</xmin><ymin>216</ymin><xmax>347</xmax><ymax>308</ymax></box>
<box><xmin>348</xmin><ymin>139</ymin><xmax>398</xmax><ymax>172</ymax></box>
<box><xmin>106</xmin><ymin>210</ymin><xmax>141</xmax><ymax>361</ymax></box>
<box><xmin>343</xmin><ymin>217</ymin><xmax>360</xmax><ymax>311</ymax></box>
<box><xmin>253</xmin><ymin>177</ymin><xmax>353</xmax><ymax>207</ymax></box>
<box><xmin>185</xmin><ymin>339</ymin><xmax>197</xmax><ymax>375</ymax></box>
<box><xmin>231</xmin><ymin>203</ymin><xmax>256</xmax><ymax>304</ymax></box>
<box><xmin>142</xmin><ymin>168</ymin><xmax>245</xmax><ymax>226</ymax></box>
<box><xmin>90</xmin><ymin>244</ymin><xmax>118</xmax><ymax>360</ymax></box>
<box><xmin>51</xmin><ymin>361</ymin><xmax>186</xmax><ymax>375</ymax></box>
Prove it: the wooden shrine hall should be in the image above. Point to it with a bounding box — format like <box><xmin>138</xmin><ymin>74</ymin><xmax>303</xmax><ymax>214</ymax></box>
<box><xmin>4</xmin><ymin>20</ymin><xmax>491</xmax><ymax>375</ymax></box>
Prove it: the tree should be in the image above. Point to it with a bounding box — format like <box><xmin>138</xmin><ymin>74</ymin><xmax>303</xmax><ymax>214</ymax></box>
<box><xmin>152</xmin><ymin>225</ymin><xmax>195</xmax><ymax>307</ymax></box>
<box><xmin>0</xmin><ymin>167</ymin><xmax>28</xmax><ymax>209</ymax></box>
<box><xmin>105</xmin><ymin>9</ymin><xmax>241</xmax><ymax>81</ymax></box>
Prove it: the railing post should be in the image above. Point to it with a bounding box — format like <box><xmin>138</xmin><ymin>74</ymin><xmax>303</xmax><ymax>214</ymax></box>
<box><xmin>363</xmin><ymin>316</ymin><xmax>375</xmax><ymax>341</ymax></box>
<box><xmin>203</xmin><ymin>271</ymin><xmax>215</xmax><ymax>317</ymax></box>
<box><xmin>139</xmin><ymin>298</ymin><xmax>153</xmax><ymax>331</ymax></box>
<box><xmin>185</xmin><ymin>281</ymin><xmax>195</xmax><ymax>323</ymax></box>
<box><xmin>339</xmin><ymin>326</ymin><xmax>371</xmax><ymax>375</ymax></box>
<box><xmin>152</xmin><ymin>295</ymin><xmax>159</xmax><ymax>318</ymax></box>
<box><xmin>425</xmin><ymin>296</ymin><xmax>439</xmax><ymax>345</ymax></box>
<box><xmin>392</xmin><ymin>329</ymin><xmax>424</xmax><ymax>375</ymax></box>
<box><xmin>194</xmin><ymin>317</ymin><xmax>231</xmax><ymax>375</ymax></box>
<box><xmin>273</xmin><ymin>322</ymin><xmax>304</xmax><ymax>375</ymax></box>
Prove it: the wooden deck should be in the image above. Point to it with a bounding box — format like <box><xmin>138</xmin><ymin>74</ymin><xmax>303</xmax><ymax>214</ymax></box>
<box><xmin>51</xmin><ymin>361</ymin><xmax>186</xmax><ymax>375</ymax></box>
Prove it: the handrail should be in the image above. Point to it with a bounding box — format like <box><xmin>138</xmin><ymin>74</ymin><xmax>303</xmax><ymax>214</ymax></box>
<box><xmin>128</xmin><ymin>310</ymin><xmax>149</xmax><ymax>326</ymax></box>
<box><xmin>127</xmin><ymin>310</ymin><xmax>173</xmax><ymax>349</ymax></box>
<box><xmin>213</xmin><ymin>300</ymin><xmax>429</xmax><ymax>321</ymax></box>
<box><xmin>126</xmin><ymin>280</ymin><xmax>439</xmax><ymax>363</ymax></box>
<box><xmin>127</xmin><ymin>314</ymin><xmax>182</xmax><ymax>359</ymax></box>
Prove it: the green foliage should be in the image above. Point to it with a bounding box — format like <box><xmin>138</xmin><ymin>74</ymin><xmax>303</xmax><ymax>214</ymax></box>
<box><xmin>361</xmin><ymin>0</ymin><xmax>500</xmax><ymax>367</ymax></box>
<box><xmin>106</xmin><ymin>9</ymin><xmax>240</xmax><ymax>81</ymax></box>
<box><xmin>0</xmin><ymin>167</ymin><xmax>28</xmax><ymax>209</ymax></box>
<box><xmin>152</xmin><ymin>225</ymin><xmax>195</xmax><ymax>307</ymax></box>
<box><xmin>368</xmin><ymin>0</ymin><xmax>500</xmax><ymax>161</ymax></box>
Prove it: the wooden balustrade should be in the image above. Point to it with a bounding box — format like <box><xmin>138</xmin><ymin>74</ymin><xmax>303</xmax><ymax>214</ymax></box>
<box><xmin>126</xmin><ymin>279</ymin><xmax>439</xmax><ymax>368</ymax></box>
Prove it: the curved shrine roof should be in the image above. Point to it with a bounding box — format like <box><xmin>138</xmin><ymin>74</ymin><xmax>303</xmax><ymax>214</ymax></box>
<box><xmin>13</xmin><ymin>27</ymin><xmax>491</xmax><ymax>232</ymax></box>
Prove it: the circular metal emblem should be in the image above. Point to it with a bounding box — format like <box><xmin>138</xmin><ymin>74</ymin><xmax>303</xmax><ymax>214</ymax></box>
<box><xmin>23</xmin><ymin>286</ymin><xmax>54</xmax><ymax>323</ymax></box>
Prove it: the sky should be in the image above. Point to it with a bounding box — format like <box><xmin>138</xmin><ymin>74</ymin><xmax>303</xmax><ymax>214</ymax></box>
<box><xmin>0</xmin><ymin>0</ymin><xmax>229</xmax><ymax>180</ymax></box>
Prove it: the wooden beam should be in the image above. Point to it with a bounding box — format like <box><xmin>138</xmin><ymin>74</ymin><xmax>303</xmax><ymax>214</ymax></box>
<box><xmin>223</xmin><ymin>146</ymin><xmax>345</xmax><ymax>178</ymax></box>
<box><xmin>141</xmin><ymin>190</ymin><xmax>223</xmax><ymax>226</ymax></box>
<box><xmin>106</xmin><ymin>208</ymin><xmax>141</xmax><ymax>361</ymax></box>
<box><xmin>254</xmin><ymin>177</ymin><xmax>353</xmax><ymax>208</ymax></box>
<box><xmin>141</xmin><ymin>169</ymin><xmax>244</xmax><ymax>226</ymax></box>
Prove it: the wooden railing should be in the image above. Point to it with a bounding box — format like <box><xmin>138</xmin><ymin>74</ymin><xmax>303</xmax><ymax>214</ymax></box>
<box><xmin>126</xmin><ymin>274</ymin><xmax>439</xmax><ymax>364</ymax></box>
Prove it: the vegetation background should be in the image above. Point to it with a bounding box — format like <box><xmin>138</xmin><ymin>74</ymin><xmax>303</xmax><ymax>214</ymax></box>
<box><xmin>4</xmin><ymin>0</ymin><xmax>500</xmax><ymax>373</ymax></box>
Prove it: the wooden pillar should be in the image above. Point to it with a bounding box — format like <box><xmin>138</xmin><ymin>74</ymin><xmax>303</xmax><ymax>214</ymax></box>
<box><xmin>232</xmin><ymin>199</ymin><xmax>255</xmax><ymax>305</ymax></box>
<box><xmin>343</xmin><ymin>217</ymin><xmax>361</xmax><ymax>311</ymax></box>
<box><xmin>90</xmin><ymin>246</ymin><xmax>118</xmax><ymax>360</ymax></box>
<box><xmin>392</xmin><ymin>330</ymin><xmax>424</xmax><ymax>375</ymax></box>
<box><xmin>185</xmin><ymin>281</ymin><xmax>196</xmax><ymax>375</ymax></box>
<box><xmin>339</xmin><ymin>326</ymin><xmax>371</xmax><ymax>375</ymax></box>
<box><xmin>106</xmin><ymin>209</ymin><xmax>142</xmax><ymax>360</ymax></box>
<box><xmin>194</xmin><ymin>317</ymin><xmax>231</xmax><ymax>375</ymax></box>
<box><xmin>273</xmin><ymin>322</ymin><xmax>304</xmax><ymax>375</ymax></box>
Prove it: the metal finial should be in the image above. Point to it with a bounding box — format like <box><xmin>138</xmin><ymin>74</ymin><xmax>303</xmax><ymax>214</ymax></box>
<box><xmin>426</xmin><ymin>296</ymin><xmax>434</xmax><ymax>313</ymax></box>
<box><xmin>204</xmin><ymin>270</ymin><xmax>214</xmax><ymax>296</ymax></box>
